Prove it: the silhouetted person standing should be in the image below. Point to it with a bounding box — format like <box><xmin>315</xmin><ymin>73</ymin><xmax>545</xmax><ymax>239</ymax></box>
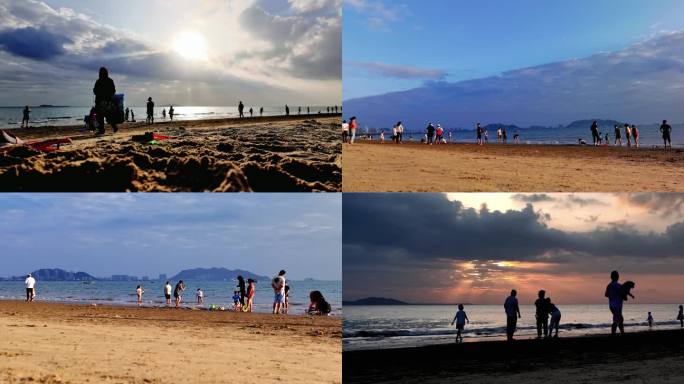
<box><xmin>605</xmin><ymin>270</ymin><xmax>625</xmax><ymax>335</ymax></box>
<box><xmin>426</xmin><ymin>123</ymin><xmax>435</xmax><ymax>145</ymax></box>
<box><xmin>238</xmin><ymin>101</ymin><xmax>245</xmax><ymax>118</ymax></box>
<box><xmin>535</xmin><ymin>290</ymin><xmax>549</xmax><ymax>338</ymax></box>
<box><xmin>661</xmin><ymin>120</ymin><xmax>672</xmax><ymax>148</ymax></box>
<box><xmin>259</xmin><ymin>107</ymin><xmax>263</xmax><ymax>117</ymax></box>
<box><xmin>678</xmin><ymin>305</ymin><xmax>683</xmax><ymax>328</ymax></box>
<box><xmin>146</xmin><ymin>97</ymin><xmax>155</xmax><ymax>124</ymax></box>
<box><xmin>162</xmin><ymin>108</ymin><xmax>166</xmax><ymax>119</ymax></box>
<box><xmin>21</xmin><ymin>106</ymin><xmax>30</xmax><ymax>128</ymax></box>
<box><xmin>169</xmin><ymin>106</ymin><xmax>174</xmax><ymax>121</ymax></box>
<box><xmin>93</xmin><ymin>66</ymin><xmax>118</xmax><ymax>134</ymax></box>
<box><xmin>249</xmin><ymin>107</ymin><xmax>253</xmax><ymax>117</ymax></box>
<box><xmin>307</xmin><ymin>106</ymin><xmax>310</xmax><ymax>114</ymax></box>
<box><xmin>285</xmin><ymin>104</ymin><xmax>290</xmax><ymax>116</ymax></box>
<box><xmin>298</xmin><ymin>106</ymin><xmax>301</xmax><ymax>115</ymax></box>
<box><xmin>125</xmin><ymin>107</ymin><xmax>129</xmax><ymax>122</ymax></box>
<box><xmin>591</xmin><ymin>121</ymin><xmax>599</xmax><ymax>146</ymax></box>
<box><xmin>237</xmin><ymin>275</ymin><xmax>246</xmax><ymax>306</ymax></box>
<box><xmin>504</xmin><ymin>289</ymin><xmax>521</xmax><ymax>341</ymax></box>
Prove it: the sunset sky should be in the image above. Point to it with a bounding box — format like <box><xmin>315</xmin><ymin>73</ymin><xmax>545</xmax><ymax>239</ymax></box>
<box><xmin>343</xmin><ymin>193</ymin><xmax>684</xmax><ymax>304</ymax></box>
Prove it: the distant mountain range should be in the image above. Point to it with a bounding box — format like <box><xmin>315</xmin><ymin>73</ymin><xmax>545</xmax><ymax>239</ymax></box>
<box><xmin>343</xmin><ymin>297</ymin><xmax>409</xmax><ymax>305</ymax></box>
<box><xmin>169</xmin><ymin>268</ymin><xmax>269</xmax><ymax>282</ymax></box>
<box><xmin>2</xmin><ymin>268</ymin><xmax>96</xmax><ymax>281</ymax></box>
<box><xmin>0</xmin><ymin>267</ymin><xmax>270</xmax><ymax>282</ymax></box>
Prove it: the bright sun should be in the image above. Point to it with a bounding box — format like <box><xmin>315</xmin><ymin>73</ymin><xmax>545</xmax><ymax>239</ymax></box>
<box><xmin>172</xmin><ymin>31</ymin><xmax>208</xmax><ymax>61</ymax></box>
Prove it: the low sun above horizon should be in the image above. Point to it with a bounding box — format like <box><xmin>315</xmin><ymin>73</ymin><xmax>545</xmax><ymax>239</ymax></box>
<box><xmin>172</xmin><ymin>31</ymin><xmax>209</xmax><ymax>61</ymax></box>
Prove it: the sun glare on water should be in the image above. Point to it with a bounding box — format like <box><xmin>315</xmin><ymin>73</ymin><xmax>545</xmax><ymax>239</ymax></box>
<box><xmin>172</xmin><ymin>31</ymin><xmax>208</xmax><ymax>61</ymax></box>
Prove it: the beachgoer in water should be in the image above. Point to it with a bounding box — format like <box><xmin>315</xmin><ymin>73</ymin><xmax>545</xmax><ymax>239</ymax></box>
<box><xmin>164</xmin><ymin>281</ymin><xmax>172</xmax><ymax>306</ymax></box>
<box><xmin>614</xmin><ymin>124</ymin><xmax>622</xmax><ymax>146</ymax></box>
<box><xmin>136</xmin><ymin>285</ymin><xmax>144</xmax><ymax>307</ymax></box>
<box><xmin>196</xmin><ymin>288</ymin><xmax>204</xmax><ymax>304</ymax></box>
<box><xmin>426</xmin><ymin>123</ymin><xmax>435</xmax><ymax>145</ymax></box>
<box><xmin>249</xmin><ymin>107</ymin><xmax>253</xmax><ymax>117</ymax></box>
<box><xmin>259</xmin><ymin>107</ymin><xmax>264</xmax><ymax>117</ymax></box>
<box><xmin>307</xmin><ymin>290</ymin><xmax>331</xmax><ymax>316</ymax></box>
<box><xmin>174</xmin><ymin>280</ymin><xmax>185</xmax><ymax>308</ymax></box>
<box><xmin>625</xmin><ymin>124</ymin><xmax>632</xmax><ymax>147</ymax></box>
<box><xmin>678</xmin><ymin>305</ymin><xmax>684</xmax><ymax>327</ymax></box>
<box><xmin>632</xmin><ymin>125</ymin><xmax>640</xmax><ymax>148</ymax></box>
<box><xmin>169</xmin><ymin>106</ymin><xmax>174</xmax><ymax>121</ymax></box>
<box><xmin>605</xmin><ymin>270</ymin><xmax>625</xmax><ymax>335</ymax></box>
<box><xmin>591</xmin><ymin>121</ymin><xmax>600</xmax><ymax>146</ymax></box>
<box><xmin>284</xmin><ymin>284</ymin><xmax>290</xmax><ymax>314</ymax></box>
<box><xmin>535</xmin><ymin>290</ymin><xmax>549</xmax><ymax>338</ymax></box>
<box><xmin>93</xmin><ymin>67</ymin><xmax>119</xmax><ymax>134</ymax></box>
<box><xmin>237</xmin><ymin>276</ymin><xmax>246</xmax><ymax>306</ymax></box>
<box><xmin>547</xmin><ymin>298</ymin><xmax>561</xmax><ymax>338</ymax></box>
<box><xmin>476</xmin><ymin>123</ymin><xmax>484</xmax><ymax>146</ymax></box>
<box><xmin>450</xmin><ymin>304</ymin><xmax>470</xmax><ymax>343</ymax></box>
<box><xmin>647</xmin><ymin>312</ymin><xmax>654</xmax><ymax>328</ymax></box>
<box><xmin>245</xmin><ymin>278</ymin><xmax>256</xmax><ymax>312</ymax></box>
<box><xmin>25</xmin><ymin>273</ymin><xmax>36</xmax><ymax>302</ymax></box>
<box><xmin>660</xmin><ymin>120</ymin><xmax>672</xmax><ymax>148</ymax></box>
<box><xmin>396</xmin><ymin>121</ymin><xmax>404</xmax><ymax>143</ymax></box>
<box><xmin>146</xmin><ymin>97</ymin><xmax>155</xmax><ymax>124</ymax></box>
<box><xmin>162</xmin><ymin>108</ymin><xmax>166</xmax><ymax>119</ymax></box>
<box><xmin>232</xmin><ymin>291</ymin><xmax>241</xmax><ymax>311</ymax></box>
<box><xmin>349</xmin><ymin>116</ymin><xmax>358</xmax><ymax>144</ymax></box>
<box><xmin>285</xmin><ymin>105</ymin><xmax>290</xmax><ymax>116</ymax></box>
<box><xmin>504</xmin><ymin>289</ymin><xmax>521</xmax><ymax>341</ymax></box>
<box><xmin>271</xmin><ymin>270</ymin><xmax>286</xmax><ymax>314</ymax></box>
<box><xmin>21</xmin><ymin>106</ymin><xmax>31</xmax><ymax>128</ymax></box>
<box><xmin>238</xmin><ymin>101</ymin><xmax>245</xmax><ymax>118</ymax></box>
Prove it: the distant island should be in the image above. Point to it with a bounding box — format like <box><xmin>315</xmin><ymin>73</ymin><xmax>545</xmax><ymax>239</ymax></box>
<box><xmin>170</xmin><ymin>267</ymin><xmax>269</xmax><ymax>282</ymax></box>
<box><xmin>0</xmin><ymin>267</ymin><xmax>270</xmax><ymax>282</ymax></box>
<box><xmin>343</xmin><ymin>297</ymin><xmax>409</xmax><ymax>305</ymax></box>
<box><xmin>2</xmin><ymin>268</ymin><xmax>97</xmax><ymax>281</ymax></box>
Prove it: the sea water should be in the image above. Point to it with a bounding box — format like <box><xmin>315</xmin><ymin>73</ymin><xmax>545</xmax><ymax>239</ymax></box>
<box><xmin>343</xmin><ymin>304</ymin><xmax>684</xmax><ymax>351</ymax></box>
<box><xmin>0</xmin><ymin>105</ymin><xmax>334</xmax><ymax>129</ymax></box>
<box><xmin>0</xmin><ymin>280</ymin><xmax>342</xmax><ymax>316</ymax></box>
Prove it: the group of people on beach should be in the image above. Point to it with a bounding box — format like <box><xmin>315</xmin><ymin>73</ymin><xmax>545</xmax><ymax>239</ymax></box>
<box><xmin>450</xmin><ymin>270</ymin><xmax>684</xmax><ymax>343</ymax></box>
<box><xmin>585</xmin><ymin>120</ymin><xmax>673</xmax><ymax>148</ymax></box>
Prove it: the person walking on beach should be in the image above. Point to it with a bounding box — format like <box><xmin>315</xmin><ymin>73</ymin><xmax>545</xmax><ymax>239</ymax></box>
<box><xmin>591</xmin><ymin>121</ymin><xmax>600</xmax><ymax>146</ymax></box>
<box><xmin>21</xmin><ymin>106</ymin><xmax>31</xmax><ymax>128</ymax></box>
<box><xmin>660</xmin><ymin>120</ymin><xmax>672</xmax><ymax>148</ymax></box>
<box><xmin>146</xmin><ymin>97</ymin><xmax>155</xmax><ymax>124</ymax></box>
<box><xmin>93</xmin><ymin>67</ymin><xmax>119</xmax><ymax>134</ymax></box>
<box><xmin>307</xmin><ymin>106</ymin><xmax>310</xmax><ymax>114</ymax></box>
<box><xmin>238</xmin><ymin>101</ymin><xmax>245</xmax><ymax>118</ymax></box>
<box><xmin>625</xmin><ymin>124</ymin><xmax>632</xmax><ymax>147</ymax></box>
<box><xmin>285</xmin><ymin>105</ymin><xmax>290</xmax><ymax>116</ymax></box>
<box><xmin>249</xmin><ymin>107</ymin><xmax>253</xmax><ymax>118</ymax></box>
<box><xmin>632</xmin><ymin>125</ymin><xmax>640</xmax><ymax>148</ymax></box>
<box><xmin>259</xmin><ymin>107</ymin><xmax>264</xmax><ymax>117</ymax></box>
<box><xmin>647</xmin><ymin>312</ymin><xmax>654</xmax><ymax>328</ymax></box>
<box><xmin>245</xmin><ymin>278</ymin><xmax>256</xmax><ymax>312</ymax></box>
<box><xmin>196</xmin><ymin>288</ymin><xmax>204</xmax><ymax>304</ymax></box>
<box><xmin>426</xmin><ymin>122</ymin><xmax>435</xmax><ymax>145</ymax></box>
<box><xmin>162</xmin><ymin>108</ymin><xmax>166</xmax><ymax>119</ymax></box>
<box><xmin>678</xmin><ymin>305</ymin><xmax>683</xmax><ymax>327</ymax></box>
<box><xmin>547</xmin><ymin>298</ymin><xmax>561</xmax><ymax>338</ymax></box>
<box><xmin>535</xmin><ymin>290</ymin><xmax>549</xmax><ymax>339</ymax></box>
<box><xmin>174</xmin><ymin>280</ymin><xmax>185</xmax><ymax>308</ymax></box>
<box><xmin>504</xmin><ymin>289</ymin><xmax>521</xmax><ymax>341</ymax></box>
<box><xmin>125</xmin><ymin>107</ymin><xmax>129</xmax><ymax>122</ymax></box>
<box><xmin>476</xmin><ymin>123</ymin><xmax>484</xmax><ymax>146</ymax></box>
<box><xmin>25</xmin><ymin>273</ymin><xmax>36</xmax><ymax>302</ymax></box>
<box><xmin>131</xmin><ymin>109</ymin><xmax>135</xmax><ymax>122</ymax></box>
<box><xmin>342</xmin><ymin>120</ymin><xmax>349</xmax><ymax>143</ymax></box>
<box><xmin>605</xmin><ymin>270</ymin><xmax>625</xmax><ymax>335</ymax></box>
<box><xmin>450</xmin><ymin>304</ymin><xmax>470</xmax><ymax>343</ymax></box>
<box><xmin>497</xmin><ymin>127</ymin><xmax>503</xmax><ymax>143</ymax></box>
<box><xmin>271</xmin><ymin>270</ymin><xmax>286</xmax><ymax>315</ymax></box>
<box><xmin>298</xmin><ymin>106</ymin><xmax>301</xmax><ymax>115</ymax></box>
<box><xmin>164</xmin><ymin>281</ymin><xmax>172</xmax><ymax>306</ymax></box>
<box><xmin>136</xmin><ymin>285</ymin><xmax>144</xmax><ymax>307</ymax></box>
<box><xmin>349</xmin><ymin>116</ymin><xmax>358</xmax><ymax>144</ymax></box>
<box><xmin>614</xmin><ymin>124</ymin><xmax>622</xmax><ymax>146</ymax></box>
<box><xmin>502</xmin><ymin>127</ymin><xmax>508</xmax><ymax>143</ymax></box>
<box><xmin>237</xmin><ymin>275</ymin><xmax>246</xmax><ymax>306</ymax></box>
<box><xmin>169</xmin><ymin>106</ymin><xmax>174</xmax><ymax>121</ymax></box>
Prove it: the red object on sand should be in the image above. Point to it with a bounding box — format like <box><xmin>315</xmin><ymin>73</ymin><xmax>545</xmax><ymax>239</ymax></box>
<box><xmin>28</xmin><ymin>138</ymin><xmax>72</xmax><ymax>152</ymax></box>
<box><xmin>152</xmin><ymin>133</ymin><xmax>171</xmax><ymax>141</ymax></box>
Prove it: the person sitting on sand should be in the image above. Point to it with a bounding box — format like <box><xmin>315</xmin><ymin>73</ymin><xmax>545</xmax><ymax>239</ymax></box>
<box><xmin>25</xmin><ymin>273</ymin><xmax>36</xmax><ymax>302</ymax></box>
<box><xmin>504</xmin><ymin>289</ymin><xmax>521</xmax><ymax>341</ymax></box>
<box><xmin>307</xmin><ymin>290</ymin><xmax>331</xmax><ymax>316</ymax></box>
<box><xmin>647</xmin><ymin>312</ymin><xmax>654</xmax><ymax>328</ymax></box>
<box><xmin>284</xmin><ymin>284</ymin><xmax>290</xmax><ymax>314</ymax></box>
<box><xmin>660</xmin><ymin>120</ymin><xmax>672</xmax><ymax>148</ymax></box>
<box><xmin>614</xmin><ymin>124</ymin><xmax>622</xmax><ymax>146</ymax></box>
<box><xmin>146</xmin><ymin>97</ymin><xmax>155</xmax><ymax>125</ymax></box>
<box><xmin>535</xmin><ymin>290</ymin><xmax>549</xmax><ymax>339</ymax></box>
<box><xmin>605</xmin><ymin>270</ymin><xmax>625</xmax><ymax>335</ymax></box>
<box><xmin>164</xmin><ymin>281</ymin><xmax>172</xmax><ymax>306</ymax></box>
<box><xmin>271</xmin><ymin>270</ymin><xmax>286</xmax><ymax>315</ymax></box>
<box><xmin>169</xmin><ymin>106</ymin><xmax>174</xmax><ymax>121</ymax></box>
<box><xmin>450</xmin><ymin>304</ymin><xmax>470</xmax><ymax>343</ymax></box>
<box><xmin>238</xmin><ymin>101</ymin><xmax>245</xmax><ymax>118</ymax></box>
<box><xmin>678</xmin><ymin>305</ymin><xmax>683</xmax><ymax>328</ymax></box>
<box><xmin>245</xmin><ymin>278</ymin><xmax>256</xmax><ymax>312</ymax></box>
<box><xmin>196</xmin><ymin>288</ymin><xmax>204</xmax><ymax>305</ymax></box>
<box><xmin>174</xmin><ymin>280</ymin><xmax>185</xmax><ymax>308</ymax></box>
<box><xmin>92</xmin><ymin>67</ymin><xmax>119</xmax><ymax>135</ymax></box>
<box><xmin>21</xmin><ymin>106</ymin><xmax>30</xmax><ymax>128</ymax></box>
<box><xmin>136</xmin><ymin>285</ymin><xmax>144</xmax><ymax>307</ymax></box>
<box><xmin>232</xmin><ymin>290</ymin><xmax>241</xmax><ymax>311</ymax></box>
<box><xmin>349</xmin><ymin>117</ymin><xmax>358</xmax><ymax>144</ymax></box>
<box><xmin>625</xmin><ymin>124</ymin><xmax>632</xmax><ymax>147</ymax></box>
<box><xmin>547</xmin><ymin>298</ymin><xmax>561</xmax><ymax>338</ymax></box>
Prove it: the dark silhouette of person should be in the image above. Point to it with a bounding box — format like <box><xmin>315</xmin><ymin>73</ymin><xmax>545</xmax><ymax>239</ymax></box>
<box><xmin>678</xmin><ymin>305</ymin><xmax>683</xmax><ymax>327</ymax></box>
<box><xmin>535</xmin><ymin>290</ymin><xmax>549</xmax><ymax>338</ymax></box>
<box><xmin>238</xmin><ymin>101</ymin><xmax>245</xmax><ymax>118</ymax></box>
<box><xmin>298</xmin><ymin>106</ymin><xmax>301</xmax><ymax>115</ymax></box>
<box><xmin>92</xmin><ymin>66</ymin><xmax>118</xmax><ymax>134</ymax></box>
<box><xmin>131</xmin><ymin>109</ymin><xmax>135</xmax><ymax>122</ymax></box>
<box><xmin>285</xmin><ymin>104</ymin><xmax>290</xmax><ymax>116</ymax></box>
<box><xmin>21</xmin><ymin>106</ymin><xmax>30</xmax><ymax>128</ymax></box>
<box><xmin>125</xmin><ymin>107</ymin><xmax>129</xmax><ymax>122</ymax></box>
<box><xmin>660</xmin><ymin>120</ymin><xmax>672</xmax><ymax>148</ymax></box>
<box><xmin>249</xmin><ymin>107</ymin><xmax>253</xmax><ymax>117</ymax></box>
<box><xmin>327</xmin><ymin>106</ymin><xmax>330</xmax><ymax>113</ymax></box>
<box><xmin>426</xmin><ymin>122</ymin><xmax>435</xmax><ymax>144</ymax></box>
<box><xmin>605</xmin><ymin>270</ymin><xmax>625</xmax><ymax>335</ymax></box>
<box><xmin>169</xmin><ymin>105</ymin><xmax>174</xmax><ymax>121</ymax></box>
<box><xmin>307</xmin><ymin>106</ymin><xmax>310</xmax><ymax>114</ymax></box>
<box><xmin>237</xmin><ymin>275</ymin><xmax>246</xmax><ymax>306</ymax></box>
<box><xmin>504</xmin><ymin>289</ymin><xmax>521</xmax><ymax>341</ymax></box>
<box><xmin>591</xmin><ymin>121</ymin><xmax>599</xmax><ymax>146</ymax></box>
<box><xmin>146</xmin><ymin>97</ymin><xmax>155</xmax><ymax>124</ymax></box>
<box><xmin>335</xmin><ymin>105</ymin><xmax>338</xmax><ymax>113</ymax></box>
<box><xmin>547</xmin><ymin>298</ymin><xmax>561</xmax><ymax>338</ymax></box>
<box><xmin>259</xmin><ymin>107</ymin><xmax>263</xmax><ymax>117</ymax></box>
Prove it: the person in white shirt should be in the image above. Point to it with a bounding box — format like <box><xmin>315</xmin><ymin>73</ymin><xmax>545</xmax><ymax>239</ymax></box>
<box><xmin>341</xmin><ymin>120</ymin><xmax>350</xmax><ymax>143</ymax></box>
<box><xmin>136</xmin><ymin>285</ymin><xmax>144</xmax><ymax>307</ymax></box>
<box><xmin>271</xmin><ymin>270</ymin><xmax>287</xmax><ymax>314</ymax></box>
<box><xmin>25</xmin><ymin>273</ymin><xmax>36</xmax><ymax>302</ymax></box>
<box><xmin>164</xmin><ymin>281</ymin><xmax>172</xmax><ymax>306</ymax></box>
<box><xmin>504</xmin><ymin>289</ymin><xmax>521</xmax><ymax>341</ymax></box>
<box><xmin>396</xmin><ymin>121</ymin><xmax>404</xmax><ymax>143</ymax></box>
<box><xmin>196</xmin><ymin>288</ymin><xmax>204</xmax><ymax>304</ymax></box>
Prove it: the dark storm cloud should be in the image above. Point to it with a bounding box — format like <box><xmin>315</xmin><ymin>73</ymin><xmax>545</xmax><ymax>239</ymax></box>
<box><xmin>622</xmin><ymin>193</ymin><xmax>684</xmax><ymax>217</ymax></box>
<box><xmin>0</xmin><ymin>26</ymin><xmax>70</xmax><ymax>59</ymax></box>
<box><xmin>343</xmin><ymin>193</ymin><xmax>684</xmax><ymax>267</ymax></box>
<box><xmin>565</xmin><ymin>194</ymin><xmax>602</xmax><ymax>207</ymax></box>
<box><xmin>511</xmin><ymin>193</ymin><xmax>555</xmax><ymax>203</ymax></box>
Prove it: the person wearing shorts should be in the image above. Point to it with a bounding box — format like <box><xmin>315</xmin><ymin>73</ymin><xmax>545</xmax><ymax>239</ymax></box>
<box><xmin>25</xmin><ymin>273</ymin><xmax>36</xmax><ymax>302</ymax></box>
<box><xmin>271</xmin><ymin>270</ymin><xmax>287</xmax><ymax>314</ymax></box>
<box><xmin>164</xmin><ymin>281</ymin><xmax>172</xmax><ymax>305</ymax></box>
<box><xmin>174</xmin><ymin>280</ymin><xmax>185</xmax><ymax>308</ymax></box>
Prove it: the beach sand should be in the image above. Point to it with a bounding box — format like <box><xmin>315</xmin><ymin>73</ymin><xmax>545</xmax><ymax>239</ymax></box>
<box><xmin>0</xmin><ymin>300</ymin><xmax>341</xmax><ymax>384</ymax></box>
<box><xmin>0</xmin><ymin>115</ymin><xmax>341</xmax><ymax>192</ymax></box>
<box><xmin>342</xmin><ymin>142</ymin><xmax>684</xmax><ymax>192</ymax></box>
<box><xmin>343</xmin><ymin>329</ymin><xmax>684</xmax><ymax>383</ymax></box>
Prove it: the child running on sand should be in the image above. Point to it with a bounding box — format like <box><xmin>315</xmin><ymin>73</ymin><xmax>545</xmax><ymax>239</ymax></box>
<box><xmin>196</xmin><ymin>288</ymin><xmax>204</xmax><ymax>305</ymax></box>
<box><xmin>450</xmin><ymin>304</ymin><xmax>469</xmax><ymax>343</ymax></box>
<box><xmin>647</xmin><ymin>312</ymin><xmax>654</xmax><ymax>328</ymax></box>
<box><xmin>136</xmin><ymin>285</ymin><xmax>144</xmax><ymax>307</ymax></box>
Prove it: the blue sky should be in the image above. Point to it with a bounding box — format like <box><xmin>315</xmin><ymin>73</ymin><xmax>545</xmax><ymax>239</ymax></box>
<box><xmin>344</xmin><ymin>0</ymin><xmax>684</xmax><ymax>100</ymax></box>
<box><xmin>0</xmin><ymin>194</ymin><xmax>341</xmax><ymax>280</ymax></box>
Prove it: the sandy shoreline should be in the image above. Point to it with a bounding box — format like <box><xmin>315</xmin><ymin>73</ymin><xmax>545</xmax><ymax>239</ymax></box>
<box><xmin>0</xmin><ymin>114</ymin><xmax>341</xmax><ymax>191</ymax></box>
<box><xmin>343</xmin><ymin>329</ymin><xmax>684</xmax><ymax>383</ymax></box>
<box><xmin>0</xmin><ymin>300</ymin><xmax>341</xmax><ymax>383</ymax></box>
<box><xmin>342</xmin><ymin>142</ymin><xmax>684</xmax><ymax>192</ymax></box>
